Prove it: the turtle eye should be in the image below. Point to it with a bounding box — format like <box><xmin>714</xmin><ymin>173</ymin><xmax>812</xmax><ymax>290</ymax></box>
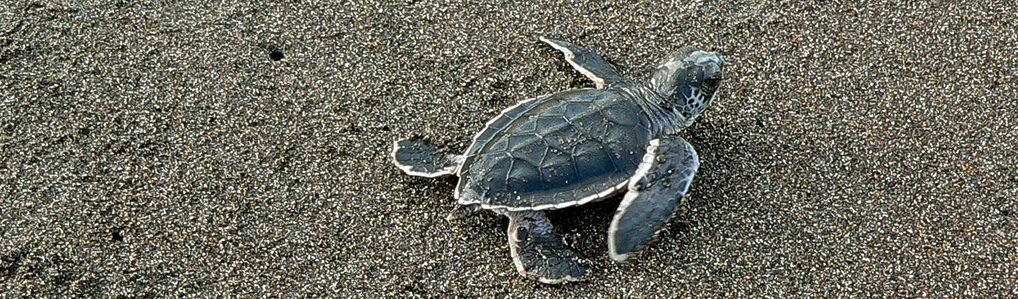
<box><xmin>689</xmin><ymin>51</ymin><xmax>724</xmax><ymax>82</ymax></box>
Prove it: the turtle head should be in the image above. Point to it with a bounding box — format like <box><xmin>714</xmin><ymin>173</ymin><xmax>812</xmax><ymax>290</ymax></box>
<box><xmin>649</xmin><ymin>48</ymin><xmax>725</xmax><ymax>123</ymax></box>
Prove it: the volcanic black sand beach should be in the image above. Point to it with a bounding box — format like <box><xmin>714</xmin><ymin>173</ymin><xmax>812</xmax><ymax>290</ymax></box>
<box><xmin>1</xmin><ymin>1</ymin><xmax>1016</xmax><ymax>297</ymax></box>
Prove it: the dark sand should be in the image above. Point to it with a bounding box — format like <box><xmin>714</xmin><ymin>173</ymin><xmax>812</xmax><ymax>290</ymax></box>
<box><xmin>1</xmin><ymin>1</ymin><xmax>1016</xmax><ymax>297</ymax></box>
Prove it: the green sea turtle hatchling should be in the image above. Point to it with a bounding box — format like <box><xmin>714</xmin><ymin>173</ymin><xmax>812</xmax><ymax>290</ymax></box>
<box><xmin>392</xmin><ymin>37</ymin><xmax>725</xmax><ymax>284</ymax></box>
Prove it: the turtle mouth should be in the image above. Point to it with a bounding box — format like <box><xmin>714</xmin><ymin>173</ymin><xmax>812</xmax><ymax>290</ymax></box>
<box><xmin>707</xmin><ymin>82</ymin><xmax>722</xmax><ymax>105</ymax></box>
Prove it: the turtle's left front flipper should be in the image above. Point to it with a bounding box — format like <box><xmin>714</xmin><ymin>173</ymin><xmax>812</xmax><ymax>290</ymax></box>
<box><xmin>540</xmin><ymin>37</ymin><xmax>630</xmax><ymax>89</ymax></box>
<box><xmin>609</xmin><ymin>135</ymin><xmax>699</xmax><ymax>261</ymax></box>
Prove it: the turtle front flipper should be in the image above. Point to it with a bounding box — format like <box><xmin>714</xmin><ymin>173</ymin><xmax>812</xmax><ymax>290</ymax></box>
<box><xmin>391</xmin><ymin>137</ymin><xmax>462</xmax><ymax>178</ymax></box>
<box><xmin>609</xmin><ymin>136</ymin><xmax>699</xmax><ymax>261</ymax></box>
<box><xmin>506</xmin><ymin>211</ymin><xmax>588</xmax><ymax>284</ymax></box>
<box><xmin>540</xmin><ymin>37</ymin><xmax>630</xmax><ymax>89</ymax></box>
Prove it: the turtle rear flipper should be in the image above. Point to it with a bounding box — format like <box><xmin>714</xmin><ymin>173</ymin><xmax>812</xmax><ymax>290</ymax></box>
<box><xmin>445</xmin><ymin>204</ymin><xmax>481</xmax><ymax>222</ymax></box>
<box><xmin>507</xmin><ymin>211</ymin><xmax>588</xmax><ymax>284</ymax></box>
<box><xmin>609</xmin><ymin>136</ymin><xmax>699</xmax><ymax>261</ymax></box>
<box><xmin>391</xmin><ymin>138</ymin><xmax>461</xmax><ymax>178</ymax></box>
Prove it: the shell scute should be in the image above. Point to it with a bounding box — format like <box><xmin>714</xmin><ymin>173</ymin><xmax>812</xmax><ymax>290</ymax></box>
<box><xmin>456</xmin><ymin>89</ymin><xmax>654</xmax><ymax>210</ymax></box>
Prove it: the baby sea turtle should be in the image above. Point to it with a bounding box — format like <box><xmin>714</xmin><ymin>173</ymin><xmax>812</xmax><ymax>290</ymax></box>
<box><xmin>392</xmin><ymin>37</ymin><xmax>725</xmax><ymax>284</ymax></box>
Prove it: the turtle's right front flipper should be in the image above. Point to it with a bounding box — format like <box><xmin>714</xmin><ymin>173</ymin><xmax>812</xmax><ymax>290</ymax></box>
<box><xmin>609</xmin><ymin>135</ymin><xmax>699</xmax><ymax>261</ymax></box>
<box><xmin>507</xmin><ymin>211</ymin><xmax>588</xmax><ymax>284</ymax></box>
<box><xmin>540</xmin><ymin>37</ymin><xmax>630</xmax><ymax>89</ymax></box>
<box><xmin>391</xmin><ymin>137</ymin><xmax>462</xmax><ymax>178</ymax></box>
